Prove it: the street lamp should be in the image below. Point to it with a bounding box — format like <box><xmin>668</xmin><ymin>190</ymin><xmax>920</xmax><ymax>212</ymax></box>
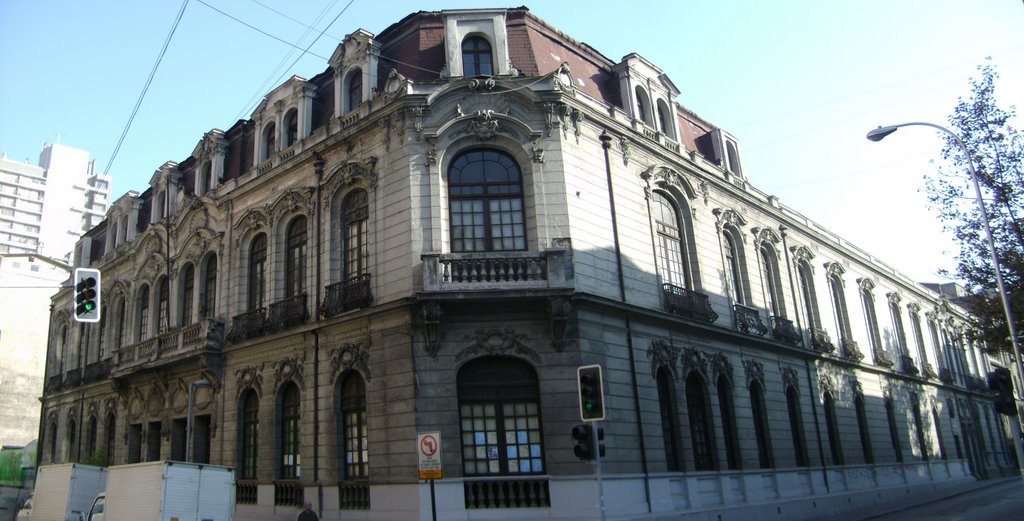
<box><xmin>186</xmin><ymin>379</ymin><xmax>212</xmax><ymax>463</ymax></box>
<box><xmin>867</xmin><ymin>121</ymin><xmax>1024</xmax><ymax>478</ymax></box>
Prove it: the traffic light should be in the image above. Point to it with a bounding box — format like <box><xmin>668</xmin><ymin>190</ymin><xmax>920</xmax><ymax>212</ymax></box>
<box><xmin>571</xmin><ymin>423</ymin><xmax>605</xmax><ymax>460</ymax></box>
<box><xmin>73</xmin><ymin>268</ymin><xmax>101</xmax><ymax>323</ymax></box>
<box><xmin>988</xmin><ymin>367</ymin><xmax>1017</xmax><ymax>416</ymax></box>
<box><xmin>578</xmin><ymin>364</ymin><xmax>605</xmax><ymax>421</ymax></box>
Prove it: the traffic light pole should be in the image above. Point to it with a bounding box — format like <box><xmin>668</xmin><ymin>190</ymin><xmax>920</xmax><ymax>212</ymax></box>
<box><xmin>592</xmin><ymin>420</ymin><xmax>605</xmax><ymax>521</ymax></box>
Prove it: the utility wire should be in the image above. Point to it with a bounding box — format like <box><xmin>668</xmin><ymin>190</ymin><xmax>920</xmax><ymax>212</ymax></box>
<box><xmin>102</xmin><ymin>0</ymin><xmax>191</xmax><ymax>176</ymax></box>
<box><xmin>195</xmin><ymin>0</ymin><xmax>329</xmax><ymax>60</ymax></box>
<box><xmin>246</xmin><ymin>0</ymin><xmax>344</xmax><ymax>42</ymax></box>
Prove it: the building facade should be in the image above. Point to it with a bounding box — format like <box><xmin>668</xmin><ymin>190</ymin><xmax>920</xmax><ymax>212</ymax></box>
<box><xmin>38</xmin><ymin>8</ymin><xmax>1015</xmax><ymax>520</ymax></box>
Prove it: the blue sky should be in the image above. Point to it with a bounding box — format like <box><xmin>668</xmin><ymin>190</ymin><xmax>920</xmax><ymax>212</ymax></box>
<box><xmin>2</xmin><ymin>0</ymin><xmax>1022</xmax><ymax>283</ymax></box>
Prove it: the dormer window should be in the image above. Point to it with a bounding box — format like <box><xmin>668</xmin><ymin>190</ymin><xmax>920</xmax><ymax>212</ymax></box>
<box><xmin>462</xmin><ymin>36</ymin><xmax>492</xmax><ymax>77</ymax></box>
<box><xmin>635</xmin><ymin>86</ymin><xmax>653</xmax><ymax>126</ymax></box>
<box><xmin>657</xmin><ymin>99</ymin><xmax>675</xmax><ymax>139</ymax></box>
<box><xmin>262</xmin><ymin>123</ymin><xmax>276</xmax><ymax>161</ymax></box>
<box><xmin>347</xmin><ymin>70</ymin><xmax>362</xmax><ymax>113</ymax></box>
<box><xmin>198</xmin><ymin>162</ymin><xmax>212</xmax><ymax>196</ymax></box>
<box><xmin>283</xmin><ymin>109</ymin><xmax>298</xmax><ymax>149</ymax></box>
<box><xmin>725</xmin><ymin>140</ymin><xmax>742</xmax><ymax>176</ymax></box>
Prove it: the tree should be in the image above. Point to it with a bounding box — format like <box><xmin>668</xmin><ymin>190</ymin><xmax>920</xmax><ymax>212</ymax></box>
<box><xmin>925</xmin><ymin>62</ymin><xmax>1024</xmax><ymax>353</ymax></box>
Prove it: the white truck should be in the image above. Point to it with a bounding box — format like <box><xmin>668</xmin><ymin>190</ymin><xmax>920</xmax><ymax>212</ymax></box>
<box><xmin>27</xmin><ymin>463</ymin><xmax>108</xmax><ymax>521</ymax></box>
<box><xmin>86</xmin><ymin>461</ymin><xmax>234</xmax><ymax>521</ymax></box>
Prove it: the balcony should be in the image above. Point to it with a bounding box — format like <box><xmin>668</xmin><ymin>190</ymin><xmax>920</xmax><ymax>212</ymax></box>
<box><xmin>873</xmin><ymin>348</ymin><xmax>895</xmax><ymax>368</ymax></box>
<box><xmin>922</xmin><ymin>362</ymin><xmax>939</xmax><ymax>379</ymax></box>
<box><xmin>662</xmin><ymin>284</ymin><xmax>718</xmax><ymax>324</ymax></box>
<box><xmin>114</xmin><ymin>318</ymin><xmax>226</xmax><ymax>374</ymax></box>
<box><xmin>45</xmin><ymin>374</ymin><xmax>62</xmax><ymax>392</ymax></box>
<box><xmin>966</xmin><ymin>376</ymin><xmax>988</xmax><ymax>392</ymax></box>
<box><xmin>228</xmin><ymin>308</ymin><xmax>266</xmax><ymax>342</ymax></box>
<box><xmin>809</xmin><ymin>328</ymin><xmax>835</xmax><ymax>353</ymax></box>
<box><xmin>268</xmin><ymin>294</ymin><xmax>308</xmax><ymax>333</ymax></box>
<box><xmin>840</xmin><ymin>339</ymin><xmax>864</xmax><ymax>362</ymax></box>
<box><xmin>734</xmin><ymin>304</ymin><xmax>768</xmax><ymax>336</ymax></box>
<box><xmin>771</xmin><ymin>316</ymin><xmax>802</xmax><ymax>345</ymax></box>
<box><xmin>83</xmin><ymin>359</ymin><xmax>112</xmax><ymax>383</ymax></box>
<box><xmin>938</xmin><ymin>367</ymin><xmax>955</xmax><ymax>383</ymax></box>
<box><xmin>321</xmin><ymin>274</ymin><xmax>372</xmax><ymax>318</ymax></box>
<box><xmin>422</xmin><ymin>249</ymin><xmax>572</xmax><ymax>292</ymax></box>
<box><xmin>900</xmin><ymin>355</ymin><xmax>920</xmax><ymax>376</ymax></box>
<box><xmin>464</xmin><ymin>477</ymin><xmax>550</xmax><ymax>509</ymax></box>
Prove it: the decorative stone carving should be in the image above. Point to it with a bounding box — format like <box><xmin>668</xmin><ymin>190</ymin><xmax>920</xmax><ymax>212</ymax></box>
<box><xmin>711</xmin><ymin>353</ymin><xmax>733</xmax><ymax>386</ymax></box>
<box><xmin>647</xmin><ymin>339</ymin><xmax>680</xmax><ymax>380</ymax></box>
<box><xmin>619</xmin><ymin>136</ymin><xmax>631</xmax><ymax>166</ymax></box>
<box><xmin>531</xmin><ymin>141</ymin><xmax>544</xmax><ymax>163</ymax></box>
<box><xmin>781</xmin><ymin>366</ymin><xmax>799</xmax><ymax>390</ymax></box>
<box><xmin>421</xmin><ymin>302</ymin><xmax>443</xmax><ymax>359</ymax></box>
<box><xmin>470</xmin><ymin>110</ymin><xmax>500</xmax><ymax>141</ymax></box>
<box><xmin>713</xmin><ymin>207</ymin><xmax>747</xmax><ymax>233</ymax></box>
<box><xmin>824</xmin><ymin>261</ymin><xmax>845</xmax><ymax>278</ymax></box>
<box><xmin>456</xmin><ymin>328</ymin><xmax>540</xmax><ymax>363</ymax></box>
<box><xmin>547</xmin><ymin>297</ymin><xmax>571</xmax><ymax>351</ymax></box>
<box><xmin>818</xmin><ymin>373</ymin><xmax>835</xmax><ymax>396</ymax></box>
<box><xmin>640</xmin><ymin>166</ymin><xmax>699</xmax><ymax>201</ymax></box>
<box><xmin>681</xmin><ymin>347</ymin><xmax>708</xmax><ymax>380</ymax></box>
<box><xmin>274</xmin><ymin>356</ymin><xmax>305</xmax><ymax>392</ymax></box>
<box><xmin>743</xmin><ymin>358</ymin><xmax>764</xmax><ymax>386</ymax></box>
<box><xmin>235</xmin><ymin>365</ymin><xmax>264</xmax><ymax>399</ymax></box>
<box><xmin>331</xmin><ymin>342</ymin><xmax>371</xmax><ymax>381</ymax></box>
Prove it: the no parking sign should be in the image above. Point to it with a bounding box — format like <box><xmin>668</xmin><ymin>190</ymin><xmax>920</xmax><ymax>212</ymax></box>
<box><xmin>417</xmin><ymin>432</ymin><xmax>443</xmax><ymax>480</ymax></box>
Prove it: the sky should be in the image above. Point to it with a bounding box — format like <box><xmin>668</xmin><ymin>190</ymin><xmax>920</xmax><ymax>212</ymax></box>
<box><xmin>2</xmin><ymin>0</ymin><xmax>1022</xmax><ymax>284</ymax></box>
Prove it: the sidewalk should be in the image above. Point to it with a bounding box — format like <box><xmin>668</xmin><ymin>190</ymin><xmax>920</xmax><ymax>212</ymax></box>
<box><xmin>851</xmin><ymin>476</ymin><xmax>1019</xmax><ymax>520</ymax></box>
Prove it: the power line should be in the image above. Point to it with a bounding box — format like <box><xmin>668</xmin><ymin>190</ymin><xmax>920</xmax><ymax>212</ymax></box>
<box><xmin>246</xmin><ymin>0</ymin><xmax>344</xmax><ymax>42</ymax></box>
<box><xmin>194</xmin><ymin>0</ymin><xmax>329</xmax><ymax>61</ymax></box>
<box><xmin>102</xmin><ymin>0</ymin><xmax>191</xmax><ymax>176</ymax></box>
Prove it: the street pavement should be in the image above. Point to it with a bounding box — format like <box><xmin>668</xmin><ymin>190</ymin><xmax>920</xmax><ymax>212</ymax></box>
<box><xmin>855</xmin><ymin>478</ymin><xmax>1024</xmax><ymax>520</ymax></box>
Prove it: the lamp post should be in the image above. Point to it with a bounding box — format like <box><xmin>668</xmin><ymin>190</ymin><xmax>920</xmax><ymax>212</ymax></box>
<box><xmin>186</xmin><ymin>379</ymin><xmax>212</xmax><ymax>463</ymax></box>
<box><xmin>867</xmin><ymin>122</ymin><xmax>1024</xmax><ymax>479</ymax></box>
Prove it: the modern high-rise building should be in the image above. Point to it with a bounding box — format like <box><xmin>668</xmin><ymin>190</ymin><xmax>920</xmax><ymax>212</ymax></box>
<box><xmin>0</xmin><ymin>143</ymin><xmax>111</xmax><ymax>262</ymax></box>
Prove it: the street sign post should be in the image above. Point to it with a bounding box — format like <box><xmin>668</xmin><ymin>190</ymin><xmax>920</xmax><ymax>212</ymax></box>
<box><xmin>417</xmin><ymin>431</ymin><xmax>442</xmax><ymax>521</ymax></box>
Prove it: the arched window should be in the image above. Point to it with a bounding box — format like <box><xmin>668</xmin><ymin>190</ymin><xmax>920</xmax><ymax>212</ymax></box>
<box><xmin>461</xmin><ymin>36</ymin><xmax>492</xmax><ymax>77</ymax></box>
<box><xmin>725</xmin><ymin>141</ymin><xmax>742</xmax><ymax>175</ymax></box>
<box><xmin>749</xmin><ymin>380</ymin><xmax>773</xmax><ymax>468</ymax></box>
<box><xmin>343</xmin><ymin>190</ymin><xmax>369</xmax><ymax>279</ymax></box>
<box><xmin>829</xmin><ymin>274</ymin><xmax>852</xmax><ymax>345</ymax></box>
<box><xmin>885</xmin><ymin>398</ymin><xmax>903</xmax><ymax>462</ymax></box>
<box><xmin>283</xmin><ymin>109</ymin><xmax>298</xmax><ymax>148</ymax></box>
<box><xmin>97</xmin><ymin>307</ymin><xmax>107</xmax><ymax>361</ymax></box>
<box><xmin>933</xmin><ymin>407</ymin><xmax>947</xmax><ymax>460</ymax></box>
<box><xmin>855</xmin><ymin>393</ymin><xmax>873</xmax><ymax>463</ymax></box>
<box><xmin>67</xmin><ymin>418</ymin><xmax>77</xmax><ymax>463</ymax></box>
<box><xmin>656</xmin><ymin>99</ymin><xmax>674</xmax><ymax>139</ymax></box>
<box><xmin>201</xmin><ymin>255</ymin><xmax>217</xmax><ymax>318</ymax></box>
<box><xmin>198</xmin><ymin>161</ymin><xmax>212</xmax><ymax>196</ymax></box>
<box><xmin>652</xmin><ymin>192</ymin><xmax>690</xmax><ymax>289</ymax></box>
<box><xmin>911</xmin><ymin>394</ymin><xmax>928</xmax><ymax>461</ymax></box>
<box><xmin>890</xmin><ymin>299</ymin><xmax>908</xmax><ymax>356</ymax></box>
<box><xmin>861</xmin><ymin>287</ymin><xmax>883</xmax><ymax>359</ymax></box>
<box><xmin>180</xmin><ymin>264</ymin><xmax>194</xmax><ymax>326</ymax></box>
<box><xmin>115</xmin><ymin>296</ymin><xmax>126</xmax><ymax>348</ymax></box>
<box><xmin>248</xmin><ymin>234</ymin><xmax>267</xmax><ymax>311</ymax></box>
<box><xmin>457</xmin><ymin>357</ymin><xmax>544</xmax><ymax>475</ymax></box>
<box><xmin>278</xmin><ymin>382</ymin><xmax>301</xmax><ymax>479</ymax></box>
<box><xmin>823</xmin><ymin>391</ymin><xmax>843</xmax><ymax>465</ymax></box>
<box><xmin>48</xmin><ymin>421</ymin><xmax>58</xmax><ymax>464</ymax></box>
<box><xmin>105</xmin><ymin>413</ymin><xmax>116</xmax><ymax>465</ymax></box>
<box><xmin>338</xmin><ymin>372</ymin><xmax>368</xmax><ymax>480</ymax></box>
<box><xmin>157</xmin><ymin>277</ymin><xmax>169</xmax><ymax>333</ymax></box>
<box><xmin>786</xmin><ymin>386</ymin><xmax>808</xmax><ymax>467</ymax></box>
<box><xmin>797</xmin><ymin>261</ymin><xmax>821</xmax><ymax>329</ymax></box>
<box><xmin>285</xmin><ymin>217</ymin><xmax>307</xmax><ymax>298</ymax></box>
<box><xmin>634</xmin><ymin>86</ymin><xmax>652</xmax><ymax>125</ymax></box>
<box><xmin>760</xmin><ymin>245</ymin><xmax>784</xmax><ymax>318</ymax></box>
<box><xmin>136</xmin><ymin>285</ymin><xmax>150</xmax><ymax>341</ymax></box>
<box><xmin>347</xmin><ymin>70</ymin><xmax>362</xmax><ymax>113</ymax></box>
<box><xmin>239</xmin><ymin>389</ymin><xmax>259</xmax><ymax>480</ymax></box>
<box><xmin>86</xmin><ymin>415</ymin><xmax>98</xmax><ymax>461</ymax></box>
<box><xmin>722</xmin><ymin>228</ymin><xmax>746</xmax><ymax>304</ymax></box>
<box><xmin>448</xmin><ymin>149</ymin><xmax>525</xmax><ymax>252</ymax></box>
<box><xmin>685</xmin><ymin>372</ymin><xmax>715</xmax><ymax>471</ymax></box>
<box><xmin>909</xmin><ymin>308</ymin><xmax>927</xmax><ymax>368</ymax></box>
<box><xmin>262</xmin><ymin>123</ymin><xmax>276</xmax><ymax>161</ymax></box>
<box><xmin>656</xmin><ymin>367</ymin><xmax>682</xmax><ymax>471</ymax></box>
<box><xmin>717</xmin><ymin>375</ymin><xmax>740</xmax><ymax>470</ymax></box>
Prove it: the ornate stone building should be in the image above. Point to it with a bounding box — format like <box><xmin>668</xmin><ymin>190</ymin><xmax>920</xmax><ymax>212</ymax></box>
<box><xmin>38</xmin><ymin>7</ymin><xmax>1014</xmax><ymax>520</ymax></box>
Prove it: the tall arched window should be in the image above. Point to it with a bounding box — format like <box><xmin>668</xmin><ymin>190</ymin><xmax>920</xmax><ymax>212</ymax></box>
<box><xmin>717</xmin><ymin>375</ymin><xmax>740</xmax><ymax>470</ymax></box>
<box><xmin>829</xmin><ymin>273</ymin><xmax>852</xmax><ymax>346</ymax></box>
<box><xmin>283</xmin><ymin>109</ymin><xmax>298</xmax><ymax>148</ymax></box>
<box><xmin>198</xmin><ymin>161</ymin><xmax>212</xmax><ymax>196</ymax></box>
<box><xmin>105</xmin><ymin>413</ymin><xmax>116</xmax><ymax>465</ymax></box>
<box><xmin>67</xmin><ymin>418</ymin><xmax>77</xmax><ymax>463</ymax></box>
<box><xmin>760</xmin><ymin>245</ymin><xmax>784</xmax><ymax>318</ymax></box>
<box><xmin>855</xmin><ymin>393</ymin><xmax>873</xmax><ymax>463</ymax></box>
<box><xmin>786</xmin><ymin>386</ymin><xmax>808</xmax><ymax>467</ymax></box>
<box><xmin>157</xmin><ymin>277</ymin><xmax>169</xmax><ymax>333</ymax></box>
<box><xmin>239</xmin><ymin>389</ymin><xmax>259</xmax><ymax>480</ymax></box>
<box><xmin>885</xmin><ymin>397</ymin><xmax>903</xmax><ymax>462</ymax></box>
<box><xmin>722</xmin><ymin>228</ymin><xmax>746</xmax><ymax>304</ymax></box>
<box><xmin>457</xmin><ymin>357</ymin><xmax>544</xmax><ymax>475</ymax></box>
<box><xmin>634</xmin><ymin>86</ymin><xmax>652</xmax><ymax>125</ymax></box>
<box><xmin>285</xmin><ymin>217</ymin><xmax>307</xmax><ymax>298</ymax></box>
<box><xmin>343</xmin><ymin>190</ymin><xmax>369</xmax><ymax>279</ymax></box>
<box><xmin>180</xmin><ymin>264</ymin><xmax>194</xmax><ymax>326</ymax></box>
<box><xmin>136</xmin><ymin>285</ymin><xmax>150</xmax><ymax>341</ymax></box>
<box><xmin>86</xmin><ymin>415</ymin><xmax>98</xmax><ymax>461</ymax></box>
<box><xmin>347</xmin><ymin>70</ymin><xmax>362</xmax><ymax>113</ymax></box>
<box><xmin>861</xmin><ymin>286</ymin><xmax>883</xmax><ymax>360</ymax></box>
<box><xmin>248</xmin><ymin>234</ymin><xmax>267</xmax><ymax>311</ymax></box>
<box><xmin>656</xmin><ymin>99</ymin><xmax>674</xmax><ymax>139</ymax></box>
<box><xmin>48</xmin><ymin>421</ymin><xmax>58</xmax><ymax>464</ymax></box>
<box><xmin>338</xmin><ymin>372</ymin><xmax>368</xmax><ymax>480</ymax></box>
<box><xmin>749</xmin><ymin>380</ymin><xmax>773</xmax><ymax>468</ymax></box>
<box><xmin>685</xmin><ymin>372</ymin><xmax>715</xmax><ymax>471</ymax></box>
<box><xmin>278</xmin><ymin>382</ymin><xmax>301</xmax><ymax>479</ymax></box>
<box><xmin>933</xmin><ymin>407</ymin><xmax>947</xmax><ymax>460</ymax></box>
<box><xmin>202</xmin><ymin>255</ymin><xmax>217</xmax><ymax>318</ymax></box>
<box><xmin>911</xmin><ymin>395</ymin><xmax>928</xmax><ymax>461</ymax></box>
<box><xmin>115</xmin><ymin>296</ymin><xmax>126</xmax><ymax>348</ymax></box>
<box><xmin>652</xmin><ymin>192</ymin><xmax>690</xmax><ymax>289</ymax></box>
<box><xmin>823</xmin><ymin>391</ymin><xmax>843</xmax><ymax>465</ymax></box>
<box><xmin>656</xmin><ymin>368</ymin><xmax>682</xmax><ymax>471</ymax></box>
<box><xmin>889</xmin><ymin>298</ymin><xmax>908</xmax><ymax>357</ymax></box>
<box><xmin>461</xmin><ymin>36</ymin><xmax>492</xmax><ymax>76</ymax></box>
<box><xmin>448</xmin><ymin>149</ymin><xmax>525</xmax><ymax>252</ymax></box>
<box><xmin>262</xmin><ymin>123</ymin><xmax>276</xmax><ymax>161</ymax></box>
<box><xmin>797</xmin><ymin>261</ymin><xmax>821</xmax><ymax>329</ymax></box>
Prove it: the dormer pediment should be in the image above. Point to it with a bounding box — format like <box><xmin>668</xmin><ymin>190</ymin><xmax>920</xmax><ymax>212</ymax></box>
<box><xmin>441</xmin><ymin>9</ymin><xmax>514</xmax><ymax>78</ymax></box>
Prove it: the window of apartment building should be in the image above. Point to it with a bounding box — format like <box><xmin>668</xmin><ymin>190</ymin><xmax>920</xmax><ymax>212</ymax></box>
<box><xmin>823</xmin><ymin>391</ymin><xmax>843</xmax><ymax>465</ymax></box>
<box><xmin>760</xmin><ymin>245</ymin><xmax>784</xmax><ymax>318</ymax></box>
<box><xmin>48</xmin><ymin>421</ymin><xmax>58</xmax><ymax>464</ymax></box>
<box><xmin>180</xmin><ymin>264</ymin><xmax>194</xmax><ymax>326</ymax></box>
<box><xmin>347</xmin><ymin>70</ymin><xmax>362</xmax><ymax>113</ymax></box>
<box><xmin>889</xmin><ymin>298</ymin><xmax>908</xmax><ymax>357</ymax></box>
<box><xmin>909</xmin><ymin>307</ymin><xmax>927</xmax><ymax>367</ymax></box>
<box><xmin>128</xmin><ymin>424</ymin><xmax>142</xmax><ymax>463</ymax></box>
<box><xmin>285</xmin><ymin>216</ymin><xmax>307</xmax><ymax>298</ymax></box>
<box><xmin>828</xmin><ymin>273</ymin><xmax>853</xmax><ymax>346</ymax></box>
<box><xmin>860</xmin><ymin>286</ymin><xmax>883</xmax><ymax>359</ymax></box>
<box><xmin>685</xmin><ymin>372</ymin><xmax>715</xmax><ymax>471</ymax></box>
<box><xmin>343</xmin><ymin>190</ymin><xmax>369</xmax><ymax>280</ymax></box>
<box><xmin>885</xmin><ymin>397</ymin><xmax>903</xmax><ymax>462</ymax></box>
<box><xmin>86</xmin><ymin>415</ymin><xmax>97</xmax><ymax>462</ymax></box>
<box><xmin>147</xmin><ymin>421</ymin><xmax>161</xmax><ymax>461</ymax></box>
<box><xmin>932</xmin><ymin>407</ymin><xmax>947</xmax><ymax>460</ymax></box>
<box><xmin>279</xmin><ymin>382</ymin><xmax>301</xmax><ymax>479</ymax></box>
<box><xmin>461</xmin><ymin>36</ymin><xmax>492</xmax><ymax>77</ymax></box>
<box><xmin>338</xmin><ymin>372</ymin><xmax>368</xmax><ymax>480</ymax></box>
<box><xmin>717</xmin><ymin>375</ymin><xmax>740</xmax><ymax>470</ymax></box>
<box><xmin>634</xmin><ymin>86</ymin><xmax>653</xmax><ymax>125</ymax></box>
<box><xmin>202</xmin><ymin>254</ymin><xmax>217</xmax><ymax>318</ymax></box>
<box><xmin>105</xmin><ymin>413</ymin><xmax>116</xmax><ymax>464</ymax></box>
<box><xmin>67</xmin><ymin>418</ymin><xmax>78</xmax><ymax>463</ymax></box>
<box><xmin>656</xmin><ymin>367</ymin><xmax>682</xmax><ymax>472</ymax></box>
<box><xmin>797</xmin><ymin>260</ymin><xmax>821</xmax><ymax>329</ymax></box>
<box><xmin>262</xmin><ymin>123</ymin><xmax>276</xmax><ymax>161</ymax></box>
<box><xmin>722</xmin><ymin>227</ymin><xmax>747</xmax><ymax>305</ymax></box>
<box><xmin>114</xmin><ymin>296</ymin><xmax>126</xmax><ymax>349</ymax></box>
<box><xmin>136</xmin><ymin>285</ymin><xmax>150</xmax><ymax>341</ymax></box>
<box><xmin>652</xmin><ymin>192</ymin><xmax>691</xmax><ymax>290</ymax></box>
<box><xmin>157</xmin><ymin>277</ymin><xmax>169</xmax><ymax>334</ymax></box>
<box><xmin>855</xmin><ymin>393</ymin><xmax>873</xmax><ymax>463</ymax></box>
<box><xmin>249</xmin><ymin>234</ymin><xmax>267</xmax><ymax>311</ymax></box>
<box><xmin>656</xmin><ymin>99</ymin><xmax>675</xmax><ymax>139</ymax></box>
<box><xmin>786</xmin><ymin>385</ymin><xmax>808</xmax><ymax>467</ymax></box>
<box><xmin>239</xmin><ymin>389</ymin><xmax>259</xmax><ymax>480</ymax></box>
<box><xmin>457</xmin><ymin>356</ymin><xmax>544</xmax><ymax>475</ymax></box>
<box><xmin>283</xmin><ymin>108</ymin><xmax>298</xmax><ymax>148</ymax></box>
<box><xmin>749</xmin><ymin>380</ymin><xmax>773</xmax><ymax>468</ymax></box>
<box><xmin>911</xmin><ymin>393</ymin><xmax>928</xmax><ymax>461</ymax></box>
<box><xmin>448</xmin><ymin>149</ymin><xmax>525</xmax><ymax>252</ymax></box>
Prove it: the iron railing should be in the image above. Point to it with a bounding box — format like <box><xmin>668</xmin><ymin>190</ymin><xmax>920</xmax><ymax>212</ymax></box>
<box><xmin>321</xmin><ymin>274</ymin><xmax>372</xmax><ymax>318</ymax></box>
<box><xmin>662</xmin><ymin>284</ymin><xmax>718</xmax><ymax>323</ymax></box>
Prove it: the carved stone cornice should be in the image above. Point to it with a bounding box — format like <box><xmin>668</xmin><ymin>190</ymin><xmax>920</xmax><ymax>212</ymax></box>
<box><xmin>781</xmin><ymin>366</ymin><xmax>799</xmax><ymax>390</ymax></box>
<box><xmin>647</xmin><ymin>339</ymin><xmax>680</xmax><ymax>380</ymax></box>
<box><xmin>681</xmin><ymin>347</ymin><xmax>708</xmax><ymax>381</ymax></box>
<box><xmin>331</xmin><ymin>342</ymin><xmax>371</xmax><ymax>382</ymax></box>
<box><xmin>456</xmin><ymin>328</ymin><xmax>539</xmax><ymax>363</ymax></box>
<box><xmin>743</xmin><ymin>358</ymin><xmax>764</xmax><ymax>387</ymax></box>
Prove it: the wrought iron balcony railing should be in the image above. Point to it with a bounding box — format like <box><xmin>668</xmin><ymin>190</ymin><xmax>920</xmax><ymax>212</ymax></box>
<box><xmin>321</xmin><ymin>274</ymin><xmax>372</xmax><ymax>318</ymax></box>
<box><xmin>661</xmin><ymin>284</ymin><xmax>718</xmax><ymax>324</ymax></box>
<box><xmin>421</xmin><ymin>249</ymin><xmax>573</xmax><ymax>292</ymax></box>
<box><xmin>114</xmin><ymin>318</ymin><xmax>226</xmax><ymax>374</ymax></box>
<box><xmin>771</xmin><ymin>316</ymin><xmax>802</xmax><ymax>345</ymax></box>
<box><xmin>228</xmin><ymin>308</ymin><xmax>266</xmax><ymax>342</ymax></box>
<box><xmin>734</xmin><ymin>304</ymin><xmax>768</xmax><ymax>336</ymax></box>
<box><xmin>65</xmin><ymin>368</ymin><xmax>82</xmax><ymax>388</ymax></box>
<box><xmin>809</xmin><ymin>327</ymin><xmax>835</xmax><ymax>353</ymax></box>
<box><xmin>268</xmin><ymin>293</ymin><xmax>308</xmax><ymax>333</ymax></box>
<box><xmin>83</xmin><ymin>359</ymin><xmax>112</xmax><ymax>383</ymax></box>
